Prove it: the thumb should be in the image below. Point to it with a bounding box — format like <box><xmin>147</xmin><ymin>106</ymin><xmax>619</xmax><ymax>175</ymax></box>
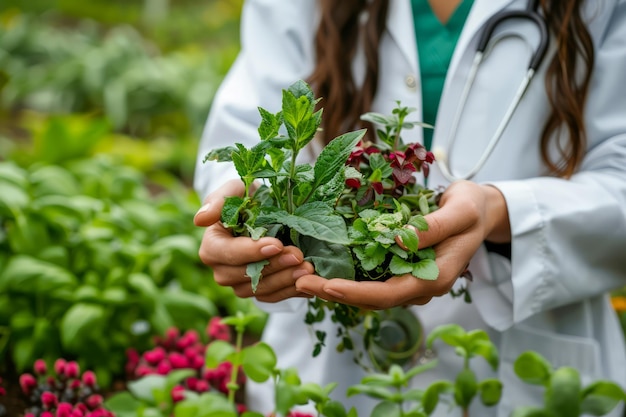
<box><xmin>193</xmin><ymin>179</ymin><xmax>245</xmax><ymax>227</ymax></box>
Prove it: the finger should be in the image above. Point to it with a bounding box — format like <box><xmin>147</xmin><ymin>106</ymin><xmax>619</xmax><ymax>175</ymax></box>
<box><xmin>199</xmin><ymin>225</ymin><xmax>284</xmax><ymax>266</ymax></box>
<box><xmin>415</xmin><ymin>202</ymin><xmax>478</xmax><ymax>249</ymax></box>
<box><xmin>194</xmin><ymin>179</ymin><xmax>245</xmax><ymax>226</ymax></box>
<box><xmin>296</xmin><ymin>275</ymin><xmax>432</xmax><ymax>310</ymax></box>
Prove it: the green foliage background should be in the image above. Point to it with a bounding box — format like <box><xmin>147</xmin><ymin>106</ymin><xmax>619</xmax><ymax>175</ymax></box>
<box><xmin>0</xmin><ymin>0</ymin><xmax>267</xmax><ymax>387</ymax></box>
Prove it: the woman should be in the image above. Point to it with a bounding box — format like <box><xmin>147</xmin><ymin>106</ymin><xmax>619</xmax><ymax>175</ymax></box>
<box><xmin>194</xmin><ymin>0</ymin><xmax>626</xmax><ymax>415</ymax></box>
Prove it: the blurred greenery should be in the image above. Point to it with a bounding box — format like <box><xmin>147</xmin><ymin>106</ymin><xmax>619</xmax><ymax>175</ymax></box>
<box><xmin>0</xmin><ymin>0</ymin><xmax>268</xmax><ymax>387</ymax></box>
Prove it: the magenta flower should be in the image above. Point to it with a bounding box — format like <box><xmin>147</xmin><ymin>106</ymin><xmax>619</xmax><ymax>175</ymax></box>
<box><xmin>19</xmin><ymin>373</ymin><xmax>37</xmax><ymax>395</ymax></box>
<box><xmin>207</xmin><ymin>317</ymin><xmax>230</xmax><ymax>341</ymax></box>
<box><xmin>54</xmin><ymin>359</ymin><xmax>67</xmax><ymax>376</ymax></box>
<box><xmin>41</xmin><ymin>391</ymin><xmax>59</xmax><ymax>409</ymax></box>
<box><xmin>168</xmin><ymin>352</ymin><xmax>189</xmax><ymax>369</ymax></box>
<box><xmin>156</xmin><ymin>360</ymin><xmax>172</xmax><ymax>375</ymax></box>
<box><xmin>171</xmin><ymin>385</ymin><xmax>185</xmax><ymax>403</ymax></box>
<box><xmin>195</xmin><ymin>379</ymin><xmax>210</xmax><ymax>393</ymax></box>
<box><xmin>81</xmin><ymin>371</ymin><xmax>97</xmax><ymax>387</ymax></box>
<box><xmin>56</xmin><ymin>402</ymin><xmax>73</xmax><ymax>417</ymax></box>
<box><xmin>34</xmin><ymin>359</ymin><xmax>48</xmax><ymax>375</ymax></box>
<box><xmin>84</xmin><ymin>394</ymin><xmax>103</xmax><ymax>410</ymax></box>
<box><xmin>143</xmin><ymin>347</ymin><xmax>166</xmax><ymax>365</ymax></box>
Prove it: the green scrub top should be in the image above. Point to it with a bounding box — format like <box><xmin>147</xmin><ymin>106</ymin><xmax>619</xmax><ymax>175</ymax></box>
<box><xmin>411</xmin><ymin>0</ymin><xmax>474</xmax><ymax>151</ymax></box>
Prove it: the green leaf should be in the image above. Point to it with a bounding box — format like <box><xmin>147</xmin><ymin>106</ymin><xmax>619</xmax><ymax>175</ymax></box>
<box><xmin>545</xmin><ymin>367</ymin><xmax>581</xmax><ymax>417</ymax></box>
<box><xmin>313</xmin><ymin>129</ymin><xmax>366</xmax><ymax>190</ymax></box>
<box><xmin>127</xmin><ymin>375</ymin><xmax>167</xmax><ymax>404</ymax></box>
<box><xmin>0</xmin><ymin>255</ymin><xmax>77</xmax><ymax>293</ymax></box>
<box><xmin>371</xmin><ymin>401</ymin><xmax>402</xmax><ymax>417</ymax></box>
<box><xmin>104</xmin><ymin>392</ymin><xmax>144</xmax><ymax>417</ymax></box>
<box><xmin>204</xmin><ymin>146</ymin><xmax>237</xmax><ymax>163</ymax></box>
<box><xmin>321</xmin><ymin>400</ymin><xmax>349</xmax><ymax>417</ymax></box>
<box><xmin>205</xmin><ymin>340</ymin><xmax>236</xmax><ymax>369</ymax></box>
<box><xmin>300</xmin><ymin>236</ymin><xmax>355</xmax><ymax>280</ymax></box>
<box><xmin>397</xmin><ymin>227</ymin><xmax>419</xmax><ymax>253</ymax></box>
<box><xmin>412</xmin><ymin>259</ymin><xmax>439</xmax><ymax>280</ymax></box>
<box><xmin>346</xmin><ymin>384</ymin><xmax>395</xmax><ymax>400</ymax></box>
<box><xmin>60</xmin><ymin>303</ymin><xmax>106</xmax><ymax>351</ymax></box>
<box><xmin>581</xmin><ymin>381</ymin><xmax>626</xmax><ymax>416</ymax></box>
<box><xmin>241</xmin><ymin>342</ymin><xmax>277</xmax><ymax>383</ymax></box>
<box><xmin>478</xmin><ymin>379</ymin><xmax>503</xmax><ymax>407</ymax></box>
<box><xmin>389</xmin><ymin>256</ymin><xmax>415</xmax><ymax>276</ymax></box>
<box><xmin>513</xmin><ymin>351</ymin><xmax>552</xmax><ymax>386</ymax></box>
<box><xmin>246</xmin><ymin>260</ymin><xmax>269</xmax><ymax>293</ymax></box>
<box><xmin>13</xmin><ymin>336</ymin><xmax>35</xmax><ymax>372</ymax></box>
<box><xmin>258</xmin><ymin>107</ymin><xmax>282</xmax><ymax>141</ymax></box>
<box><xmin>454</xmin><ymin>368</ymin><xmax>478</xmax><ymax>408</ymax></box>
<box><xmin>426</xmin><ymin>324</ymin><xmax>465</xmax><ymax>350</ymax></box>
<box><xmin>418</xmin><ymin>195</ymin><xmax>430</xmax><ymax>215</ymax></box>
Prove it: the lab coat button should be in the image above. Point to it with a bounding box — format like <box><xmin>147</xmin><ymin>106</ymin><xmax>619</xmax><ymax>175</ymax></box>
<box><xmin>405</xmin><ymin>75</ymin><xmax>417</xmax><ymax>90</ymax></box>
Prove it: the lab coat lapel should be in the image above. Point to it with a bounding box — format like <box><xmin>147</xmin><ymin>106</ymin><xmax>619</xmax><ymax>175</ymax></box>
<box><xmin>386</xmin><ymin>0</ymin><xmax>419</xmax><ymax>74</ymax></box>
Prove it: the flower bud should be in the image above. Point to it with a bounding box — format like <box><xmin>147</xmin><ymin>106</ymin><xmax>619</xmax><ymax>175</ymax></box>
<box><xmin>207</xmin><ymin>317</ymin><xmax>230</xmax><ymax>341</ymax></box>
<box><xmin>156</xmin><ymin>361</ymin><xmax>171</xmax><ymax>375</ymax></box>
<box><xmin>41</xmin><ymin>391</ymin><xmax>59</xmax><ymax>409</ymax></box>
<box><xmin>85</xmin><ymin>394</ymin><xmax>103</xmax><ymax>410</ymax></box>
<box><xmin>195</xmin><ymin>380</ymin><xmax>210</xmax><ymax>393</ymax></box>
<box><xmin>34</xmin><ymin>359</ymin><xmax>48</xmax><ymax>375</ymax></box>
<box><xmin>56</xmin><ymin>402</ymin><xmax>73</xmax><ymax>417</ymax></box>
<box><xmin>171</xmin><ymin>385</ymin><xmax>185</xmax><ymax>403</ymax></box>
<box><xmin>54</xmin><ymin>359</ymin><xmax>67</xmax><ymax>376</ymax></box>
<box><xmin>64</xmin><ymin>361</ymin><xmax>80</xmax><ymax>379</ymax></box>
<box><xmin>19</xmin><ymin>373</ymin><xmax>37</xmax><ymax>394</ymax></box>
<box><xmin>81</xmin><ymin>371</ymin><xmax>97</xmax><ymax>387</ymax></box>
<box><xmin>168</xmin><ymin>352</ymin><xmax>189</xmax><ymax>369</ymax></box>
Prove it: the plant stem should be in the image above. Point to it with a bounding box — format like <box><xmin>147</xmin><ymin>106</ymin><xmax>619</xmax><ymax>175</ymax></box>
<box><xmin>286</xmin><ymin>148</ymin><xmax>298</xmax><ymax>213</ymax></box>
<box><xmin>228</xmin><ymin>327</ymin><xmax>244</xmax><ymax>404</ymax></box>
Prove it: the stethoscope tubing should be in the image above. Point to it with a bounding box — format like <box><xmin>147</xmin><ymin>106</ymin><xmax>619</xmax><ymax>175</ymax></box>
<box><xmin>438</xmin><ymin>1</ymin><xmax>549</xmax><ymax>182</ymax></box>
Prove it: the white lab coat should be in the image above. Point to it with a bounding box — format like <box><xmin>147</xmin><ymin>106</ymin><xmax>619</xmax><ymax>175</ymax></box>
<box><xmin>194</xmin><ymin>0</ymin><xmax>626</xmax><ymax>416</ymax></box>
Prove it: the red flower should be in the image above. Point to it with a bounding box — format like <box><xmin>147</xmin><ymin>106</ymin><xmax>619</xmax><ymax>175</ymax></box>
<box><xmin>168</xmin><ymin>352</ymin><xmax>189</xmax><ymax>369</ymax></box>
<box><xmin>85</xmin><ymin>394</ymin><xmax>103</xmax><ymax>410</ymax></box>
<box><xmin>34</xmin><ymin>359</ymin><xmax>48</xmax><ymax>375</ymax></box>
<box><xmin>371</xmin><ymin>181</ymin><xmax>384</xmax><ymax>195</ymax></box>
<box><xmin>143</xmin><ymin>347</ymin><xmax>166</xmax><ymax>366</ymax></box>
<box><xmin>195</xmin><ymin>379</ymin><xmax>210</xmax><ymax>393</ymax></box>
<box><xmin>171</xmin><ymin>385</ymin><xmax>185</xmax><ymax>403</ymax></box>
<box><xmin>81</xmin><ymin>371</ymin><xmax>97</xmax><ymax>387</ymax></box>
<box><xmin>56</xmin><ymin>402</ymin><xmax>73</xmax><ymax>417</ymax></box>
<box><xmin>207</xmin><ymin>317</ymin><xmax>230</xmax><ymax>341</ymax></box>
<box><xmin>156</xmin><ymin>360</ymin><xmax>171</xmax><ymax>375</ymax></box>
<box><xmin>65</xmin><ymin>361</ymin><xmax>80</xmax><ymax>379</ymax></box>
<box><xmin>54</xmin><ymin>359</ymin><xmax>67</xmax><ymax>376</ymax></box>
<box><xmin>41</xmin><ymin>391</ymin><xmax>59</xmax><ymax>409</ymax></box>
<box><xmin>41</xmin><ymin>412</ymin><xmax>54</xmax><ymax>417</ymax></box>
<box><xmin>19</xmin><ymin>373</ymin><xmax>37</xmax><ymax>395</ymax></box>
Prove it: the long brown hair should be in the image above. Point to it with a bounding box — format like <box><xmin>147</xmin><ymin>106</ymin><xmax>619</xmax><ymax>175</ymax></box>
<box><xmin>307</xmin><ymin>0</ymin><xmax>595</xmax><ymax>178</ymax></box>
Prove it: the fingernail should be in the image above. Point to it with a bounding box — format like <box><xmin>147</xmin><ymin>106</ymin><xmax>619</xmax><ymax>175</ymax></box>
<box><xmin>279</xmin><ymin>254</ymin><xmax>300</xmax><ymax>267</ymax></box>
<box><xmin>292</xmin><ymin>269</ymin><xmax>310</xmax><ymax>279</ymax></box>
<box><xmin>296</xmin><ymin>287</ymin><xmax>314</xmax><ymax>296</ymax></box>
<box><xmin>195</xmin><ymin>203</ymin><xmax>211</xmax><ymax>215</ymax></box>
<box><xmin>324</xmin><ymin>288</ymin><xmax>344</xmax><ymax>299</ymax></box>
<box><xmin>260</xmin><ymin>245</ymin><xmax>281</xmax><ymax>257</ymax></box>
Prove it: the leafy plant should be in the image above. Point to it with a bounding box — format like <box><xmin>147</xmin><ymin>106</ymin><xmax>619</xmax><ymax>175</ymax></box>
<box><xmin>0</xmin><ymin>156</ymin><xmax>257</xmax><ymax>386</ymax></box>
<box><xmin>204</xmin><ymin>80</ymin><xmax>442</xmax><ymax>371</ymax></box>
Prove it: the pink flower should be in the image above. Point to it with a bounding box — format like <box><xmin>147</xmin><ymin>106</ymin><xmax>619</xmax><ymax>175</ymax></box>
<box><xmin>71</xmin><ymin>410</ymin><xmax>84</xmax><ymax>417</ymax></box>
<box><xmin>143</xmin><ymin>347</ymin><xmax>166</xmax><ymax>366</ymax></box>
<box><xmin>19</xmin><ymin>373</ymin><xmax>37</xmax><ymax>394</ymax></box>
<box><xmin>25</xmin><ymin>414</ymin><xmax>36</xmax><ymax>417</ymax></box>
<box><xmin>191</xmin><ymin>355</ymin><xmax>205</xmax><ymax>370</ymax></box>
<box><xmin>287</xmin><ymin>412</ymin><xmax>316</xmax><ymax>417</ymax></box>
<box><xmin>41</xmin><ymin>391</ymin><xmax>59</xmax><ymax>409</ymax></box>
<box><xmin>135</xmin><ymin>364</ymin><xmax>153</xmax><ymax>377</ymax></box>
<box><xmin>0</xmin><ymin>387</ymin><xmax>5</xmax><ymax>396</ymax></box>
<box><xmin>34</xmin><ymin>359</ymin><xmax>48</xmax><ymax>375</ymax></box>
<box><xmin>165</xmin><ymin>327</ymin><xmax>180</xmax><ymax>344</ymax></box>
<box><xmin>176</xmin><ymin>330</ymin><xmax>199</xmax><ymax>350</ymax></box>
<box><xmin>236</xmin><ymin>403</ymin><xmax>247</xmax><ymax>414</ymax></box>
<box><xmin>69</xmin><ymin>379</ymin><xmax>82</xmax><ymax>390</ymax></box>
<box><xmin>41</xmin><ymin>412</ymin><xmax>54</xmax><ymax>417</ymax></box>
<box><xmin>64</xmin><ymin>361</ymin><xmax>79</xmax><ymax>379</ymax></box>
<box><xmin>195</xmin><ymin>379</ymin><xmax>210</xmax><ymax>393</ymax></box>
<box><xmin>168</xmin><ymin>352</ymin><xmax>189</xmax><ymax>369</ymax></box>
<box><xmin>207</xmin><ymin>317</ymin><xmax>230</xmax><ymax>341</ymax></box>
<box><xmin>85</xmin><ymin>394</ymin><xmax>103</xmax><ymax>410</ymax></box>
<box><xmin>81</xmin><ymin>370</ymin><xmax>97</xmax><ymax>387</ymax></box>
<box><xmin>56</xmin><ymin>402</ymin><xmax>73</xmax><ymax>417</ymax></box>
<box><xmin>171</xmin><ymin>385</ymin><xmax>185</xmax><ymax>403</ymax></box>
<box><xmin>54</xmin><ymin>359</ymin><xmax>67</xmax><ymax>376</ymax></box>
<box><xmin>156</xmin><ymin>360</ymin><xmax>171</xmax><ymax>375</ymax></box>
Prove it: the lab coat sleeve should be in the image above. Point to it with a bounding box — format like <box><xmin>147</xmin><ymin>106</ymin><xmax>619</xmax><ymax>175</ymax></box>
<box><xmin>193</xmin><ymin>0</ymin><xmax>317</xmax><ymax>314</ymax></box>
<box><xmin>193</xmin><ymin>0</ymin><xmax>317</xmax><ymax>199</ymax></box>
<box><xmin>479</xmin><ymin>0</ymin><xmax>626</xmax><ymax>330</ymax></box>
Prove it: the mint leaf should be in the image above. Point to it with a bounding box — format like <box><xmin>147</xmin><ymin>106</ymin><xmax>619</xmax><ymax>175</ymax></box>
<box><xmin>300</xmin><ymin>236</ymin><xmax>355</xmax><ymax>280</ymax></box>
<box><xmin>313</xmin><ymin>129</ymin><xmax>366</xmax><ymax>190</ymax></box>
<box><xmin>246</xmin><ymin>260</ymin><xmax>269</xmax><ymax>293</ymax></box>
<box><xmin>258</xmin><ymin>107</ymin><xmax>282</xmax><ymax>141</ymax></box>
<box><xmin>389</xmin><ymin>256</ymin><xmax>414</xmax><ymax>276</ymax></box>
<box><xmin>203</xmin><ymin>146</ymin><xmax>237</xmax><ymax>163</ymax></box>
<box><xmin>412</xmin><ymin>259</ymin><xmax>439</xmax><ymax>280</ymax></box>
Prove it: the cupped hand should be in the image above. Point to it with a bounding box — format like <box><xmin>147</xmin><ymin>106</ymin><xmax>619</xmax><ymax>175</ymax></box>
<box><xmin>295</xmin><ymin>181</ymin><xmax>510</xmax><ymax>309</ymax></box>
<box><xmin>194</xmin><ymin>179</ymin><xmax>315</xmax><ymax>303</ymax></box>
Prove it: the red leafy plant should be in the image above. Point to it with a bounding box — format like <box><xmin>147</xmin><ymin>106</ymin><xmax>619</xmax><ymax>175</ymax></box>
<box><xmin>18</xmin><ymin>358</ymin><xmax>112</xmax><ymax>417</ymax></box>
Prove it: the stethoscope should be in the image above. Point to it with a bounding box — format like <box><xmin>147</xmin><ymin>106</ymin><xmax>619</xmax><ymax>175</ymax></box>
<box><xmin>436</xmin><ymin>0</ymin><xmax>550</xmax><ymax>182</ymax></box>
